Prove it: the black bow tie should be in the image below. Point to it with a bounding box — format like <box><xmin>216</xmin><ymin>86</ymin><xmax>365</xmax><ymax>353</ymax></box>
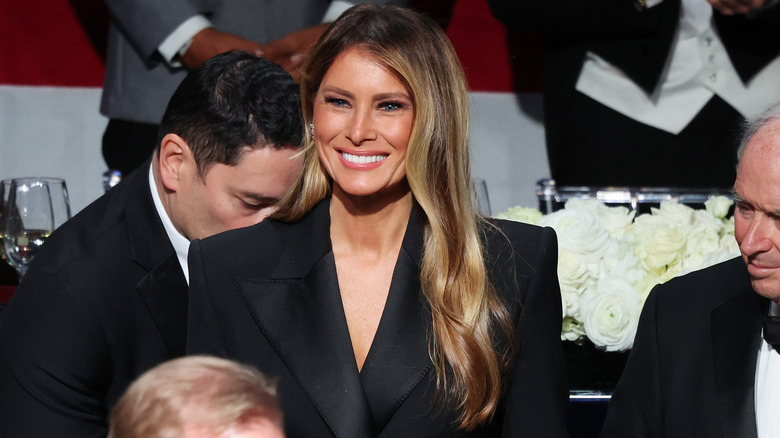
<box><xmin>762</xmin><ymin>314</ymin><xmax>780</xmax><ymax>351</ymax></box>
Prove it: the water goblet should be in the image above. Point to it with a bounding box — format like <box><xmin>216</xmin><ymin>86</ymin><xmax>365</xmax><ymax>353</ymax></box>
<box><xmin>2</xmin><ymin>178</ymin><xmax>71</xmax><ymax>278</ymax></box>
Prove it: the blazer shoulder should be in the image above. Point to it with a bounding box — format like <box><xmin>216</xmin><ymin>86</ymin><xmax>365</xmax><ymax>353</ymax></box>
<box><xmin>653</xmin><ymin>256</ymin><xmax>748</xmax><ymax>309</ymax></box>
<box><xmin>485</xmin><ymin>218</ymin><xmax>557</xmax><ymax>264</ymax></box>
<box><xmin>28</xmin><ymin>168</ymin><xmax>157</xmax><ymax>276</ymax></box>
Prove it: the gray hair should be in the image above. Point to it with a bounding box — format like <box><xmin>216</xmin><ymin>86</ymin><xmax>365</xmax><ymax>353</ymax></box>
<box><xmin>736</xmin><ymin>102</ymin><xmax>780</xmax><ymax>165</ymax></box>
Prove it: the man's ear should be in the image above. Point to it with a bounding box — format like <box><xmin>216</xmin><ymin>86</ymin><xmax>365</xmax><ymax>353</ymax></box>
<box><xmin>158</xmin><ymin>133</ymin><xmax>194</xmax><ymax>192</ymax></box>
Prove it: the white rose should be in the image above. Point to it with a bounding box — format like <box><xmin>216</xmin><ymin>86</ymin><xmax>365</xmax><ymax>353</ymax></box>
<box><xmin>595</xmin><ymin>203</ymin><xmax>636</xmax><ymax>239</ymax></box>
<box><xmin>721</xmin><ymin>217</ymin><xmax>736</xmax><ymax>243</ymax></box>
<box><xmin>720</xmin><ymin>232</ymin><xmax>739</xmax><ymax>256</ymax></box>
<box><xmin>539</xmin><ymin>205</ymin><xmax>612</xmax><ymax>264</ymax></box>
<box><xmin>580</xmin><ymin>275</ymin><xmax>641</xmax><ymax>351</ymax></box>
<box><xmin>692</xmin><ymin>209</ymin><xmax>725</xmax><ymax>235</ymax></box>
<box><xmin>496</xmin><ymin>206</ymin><xmax>543</xmax><ymax>225</ymax></box>
<box><xmin>562</xmin><ymin>316</ymin><xmax>586</xmax><ymax>342</ymax></box>
<box><xmin>680</xmin><ymin>246</ymin><xmax>741</xmax><ymax>276</ymax></box>
<box><xmin>651</xmin><ymin>201</ymin><xmax>695</xmax><ymax>227</ymax></box>
<box><xmin>561</xmin><ymin>285</ymin><xmax>581</xmax><ymax>320</ymax></box>
<box><xmin>682</xmin><ymin>220</ymin><xmax>721</xmax><ymax>271</ymax></box>
<box><xmin>632</xmin><ymin>215</ymin><xmax>686</xmax><ymax>275</ymax></box>
<box><xmin>634</xmin><ymin>271</ymin><xmax>664</xmax><ymax>299</ymax></box>
<box><xmin>599</xmin><ymin>239</ymin><xmax>644</xmax><ymax>284</ymax></box>
<box><xmin>558</xmin><ymin>249</ymin><xmax>591</xmax><ymax>293</ymax></box>
<box><xmin>705</xmin><ymin>196</ymin><xmax>733</xmax><ymax>220</ymax></box>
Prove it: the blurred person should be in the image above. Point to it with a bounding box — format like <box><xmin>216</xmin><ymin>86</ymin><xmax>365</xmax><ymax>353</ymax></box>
<box><xmin>187</xmin><ymin>4</ymin><xmax>568</xmax><ymax>437</ymax></box>
<box><xmin>600</xmin><ymin>102</ymin><xmax>780</xmax><ymax>436</ymax></box>
<box><xmin>489</xmin><ymin>0</ymin><xmax>780</xmax><ymax>189</ymax></box>
<box><xmin>101</xmin><ymin>0</ymin><xmax>406</xmax><ymax>176</ymax></box>
<box><xmin>0</xmin><ymin>51</ymin><xmax>303</xmax><ymax>436</ymax></box>
<box><xmin>109</xmin><ymin>356</ymin><xmax>284</xmax><ymax>438</ymax></box>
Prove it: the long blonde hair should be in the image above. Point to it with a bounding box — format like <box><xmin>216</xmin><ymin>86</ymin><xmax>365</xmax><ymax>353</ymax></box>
<box><xmin>273</xmin><ymin>4</ymin><xmax>515</xmax><ymax>429</ymax></box>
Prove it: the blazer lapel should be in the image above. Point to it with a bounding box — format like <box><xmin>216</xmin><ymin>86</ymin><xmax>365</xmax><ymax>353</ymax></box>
<box><xmin>126</xmin><ymin>166</ymin><xmax>189</xmax><ymax>358</ymax></box>
<box><xmin>711</xmin><ymin>283</ymin><xmax>763</xmax><ymax>438</ymax></box>
<box><xmin>136</xmin><ymin>253</ymin><xmax>189</xmax><ymax>357</ymax></box>
<box><xmin>234</xmin><ymin>200</ymin><xmax>373</xmax><ymax>438</ymax></box>
<box><xmin>359</xmin><ymin>208</ymin><xmax>433</xmax><ymax>432</ymax></box>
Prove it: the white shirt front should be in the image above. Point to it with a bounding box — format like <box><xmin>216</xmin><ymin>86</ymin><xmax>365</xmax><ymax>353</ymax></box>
<box><xmin>575</xmin><ymin>0</ymin><xmax>780</xmax><ymax>134</ymax></box>
<box><xmin>148</xmin><ymin>165</ymin><xmax>191</xmax><ymax>284</ymax></box>
<box><xmin>756</xmin><ymin>302</ymin><xmax>780</xmax><ymax>438</ymax></box>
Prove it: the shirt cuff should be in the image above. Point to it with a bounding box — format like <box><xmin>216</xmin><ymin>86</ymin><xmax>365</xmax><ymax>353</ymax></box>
<box><xmin>322</xmin><ymin>1</ymin><xmax>355</xmax><ymax>23</ymax></box>
<box><xmin>158</xmin><ymin>15</ymin><xmax>213</xmax><ymax>67</ymax></box>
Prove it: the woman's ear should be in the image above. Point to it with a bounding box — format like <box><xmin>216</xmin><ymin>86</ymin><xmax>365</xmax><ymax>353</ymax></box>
<box><xmin>157</xmin><ymin>133</ymin><xmax>195</xmax><ymax>192</ymax></box>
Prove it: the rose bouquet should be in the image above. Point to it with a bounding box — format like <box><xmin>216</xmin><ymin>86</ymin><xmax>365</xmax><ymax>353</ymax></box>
<box><xmin>497</xmin><ymin>196</ymin><xmax>739</xmax><ymax>351</ymax></box>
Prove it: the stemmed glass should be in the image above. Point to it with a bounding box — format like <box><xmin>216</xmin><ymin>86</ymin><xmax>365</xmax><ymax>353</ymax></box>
<box><xmin>471</xmin><ymin>178</ymin><xmax>492</xmax><ymax>217</ymax></box>
<box><xmin>1</xmin><ymin>178</ymin><xmax>71</xmax><ymax>278</ymax></box>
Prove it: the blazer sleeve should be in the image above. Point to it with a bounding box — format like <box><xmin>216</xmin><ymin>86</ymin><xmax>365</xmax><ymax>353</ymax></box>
<box><xmin>103</xmin><ymin>0</ymin><xmax>210</xmax><ymax>60</ymax></box>
<box><xmin>599</xmin><ymin>285</ymin><xmax>664</xmax><ymax>437</ymax></box>
<box><xmin>501</xmin><ymin>226</ymin><xmax>569</xmax><ymax>437</ymax></box>
<box><xmin>0</xmin><ymin>271</ymin><xmax>112</xmax><ymax>437</ymax></box>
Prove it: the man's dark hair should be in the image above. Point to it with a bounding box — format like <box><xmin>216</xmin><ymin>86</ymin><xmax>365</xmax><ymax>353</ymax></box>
<box><xmin>158</xmin><ymin>50</ymin><xmax>303</xmax><ymax>175</ymax></box>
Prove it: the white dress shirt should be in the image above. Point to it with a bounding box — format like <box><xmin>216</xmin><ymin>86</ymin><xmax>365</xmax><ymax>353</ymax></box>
<box><xmin>575</xmin><ymin>0</ymin><xmax>780</xmax><ymax>134</ymax></box>
<box><xmin>755</xmin><ymin>302</ymin><xmax>780</xmax><ymax>438</ymax></box>
<box><xmin>148</xmin><ymin>165</ymin><xmax>191</xmax><ymax>284</ymax></box>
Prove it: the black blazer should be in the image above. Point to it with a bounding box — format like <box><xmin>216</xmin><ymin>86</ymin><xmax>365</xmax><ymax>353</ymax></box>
<box><xmin>0</xmin><ymin>163</ymin><xmax>189</xmax><ymax>436</ymax></box>
<box><xmin>600</xmin><ymin>257</ymin><xmax>764</xmax><ymax>437</ymax></box>
<box><xmin>187</xmin><ymin>200</ymin><xmax>568</xmax><ymax>437</ymax></box>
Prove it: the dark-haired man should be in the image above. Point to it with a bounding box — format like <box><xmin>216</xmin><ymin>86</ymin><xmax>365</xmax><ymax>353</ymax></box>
<box><xmin>0</xmin><ymin>50</ymin><xmax>303</xmax><ymax>436</ymax></box>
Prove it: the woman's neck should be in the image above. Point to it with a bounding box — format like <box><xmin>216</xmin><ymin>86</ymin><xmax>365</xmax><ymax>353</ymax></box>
<box><xmin>329</xmin><ymin>185</ymin><xmax>413</xmax><ymax>257</ymax></box>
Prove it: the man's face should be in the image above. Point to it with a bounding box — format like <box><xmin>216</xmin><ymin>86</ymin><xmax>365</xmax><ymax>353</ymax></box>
<box><xmin>176</xmin><ymin>146</ymin><xmax>302</xmax><ymax>240</ymax></box>
<box><xmin>733</xmin><ymin>119</ymin><xmax>780</xmax><ymax>303</ymax></box>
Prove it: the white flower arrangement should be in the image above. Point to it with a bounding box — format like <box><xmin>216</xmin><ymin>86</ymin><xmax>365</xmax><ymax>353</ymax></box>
<box><xmin>497</xmin><ymin>196</ymin><xmax>739</xmax><ymax>352</ymax></box>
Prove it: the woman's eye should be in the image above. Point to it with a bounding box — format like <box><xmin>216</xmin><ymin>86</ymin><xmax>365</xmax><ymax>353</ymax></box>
<box><xmin>325</xmin><ymin>97</ymin><xmax>349</xmax><ymax>107</ymax></box>
<box><xmin>379</xmin><ymin>101</ymin><xmax>404</xmax><ymax>111</ymax></box>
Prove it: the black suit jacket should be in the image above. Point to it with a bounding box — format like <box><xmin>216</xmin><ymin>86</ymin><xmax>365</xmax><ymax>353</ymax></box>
<box><xmin>488</xmin><ymin>0</ymin><xmax>780</xmax><ymax>187</ymax></box>
<box><xmin>600</xmin><ymin>257</ymin><xmax>764</xmax><ymax>437</ymax></box>
<box><xmin>0</xmin><ymin>163</ymin><xmax>188</xmax><ymax>437</ymax></box>
<box><xmin>187</xmin><ymin>200</ymin><xmax>568</xmax><ymax>437</ymax></box>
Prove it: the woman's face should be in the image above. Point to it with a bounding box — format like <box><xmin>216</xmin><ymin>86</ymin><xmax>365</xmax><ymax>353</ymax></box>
<box><xmin>312</xmin><ymin>47</ymin><xmax>414</xmax><ymax>200</ymax></box>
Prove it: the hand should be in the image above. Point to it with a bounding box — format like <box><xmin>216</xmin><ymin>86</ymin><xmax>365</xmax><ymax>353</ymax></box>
<box><xmin>261</xmin><ymin>23</ymin><xmax>330</xmax><ymax>82</ymax></box>
<box><xmin>708</xmin><ymin>0</ymin><xmax>774</xmax><ymax>15</ymax></box>
<box><xmin>180</xmin><ymin>27</ymin><xmax>264</xmax><ymax>69</ymax></box>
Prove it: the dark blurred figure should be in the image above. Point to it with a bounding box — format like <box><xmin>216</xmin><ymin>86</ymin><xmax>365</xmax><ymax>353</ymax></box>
<box><xmin>99</xmin><ymin>0</ymin><xmax>405</xmax><ymax>177</ymax></box>
<box><xmin>489</xmin><ymin>0</ymin><xmax>780</xmax><ymax>189</ymax></box>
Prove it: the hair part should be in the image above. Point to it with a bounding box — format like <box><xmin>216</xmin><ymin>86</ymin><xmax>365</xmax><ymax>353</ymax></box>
<box><xmin>273</xmin><ymin>4</ymin><xmax>515</xmax><ymax>429</ymax></box>
<box><xmin>158</xmin><ymin>50</ymin><xmax>304</xmax><ymax>176</ymax></box>
<box><xmin>108</xmin><ymin>356</ymin><xmax>282</xmax><ymax>438</ymax></box>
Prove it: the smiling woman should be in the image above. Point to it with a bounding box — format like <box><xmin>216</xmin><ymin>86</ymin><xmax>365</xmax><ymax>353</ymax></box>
<box><xmin>312</xmin><ymin>47</ymin><xmax>414</xmax><ymax>200</ymax></box>
<box><xmin>185</xmin><ymin>4</ymin><xmax>568</xmax><ymax>437</ymax></box>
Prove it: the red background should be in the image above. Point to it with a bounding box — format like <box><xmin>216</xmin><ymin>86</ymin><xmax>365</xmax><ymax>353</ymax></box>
<box><xmin>0</xmin><ymin>0</ymin><xmax>542</xmax><ymax>92</ymax></box>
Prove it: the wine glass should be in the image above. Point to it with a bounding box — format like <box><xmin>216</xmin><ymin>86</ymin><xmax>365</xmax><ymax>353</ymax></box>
<box><xmin>0</xmin><ymin>179</ymin><xmax>12</xmax><ymax>264</ymax></box>
<box><xmin>2</xmin><ymin>178</ymin><xmax>71</xmax><ymax>278</ymax></box>
<box><xmin>471</xmin><ymin>178</ymin><xmax>492</xmax><ymax>217</ymax></box>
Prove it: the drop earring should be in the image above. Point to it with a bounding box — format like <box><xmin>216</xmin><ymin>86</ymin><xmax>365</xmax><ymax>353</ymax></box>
<box><xmin>309</xmin><ymin>123</ymin><xmax>315</xmax><ymax>137</ymax></box>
